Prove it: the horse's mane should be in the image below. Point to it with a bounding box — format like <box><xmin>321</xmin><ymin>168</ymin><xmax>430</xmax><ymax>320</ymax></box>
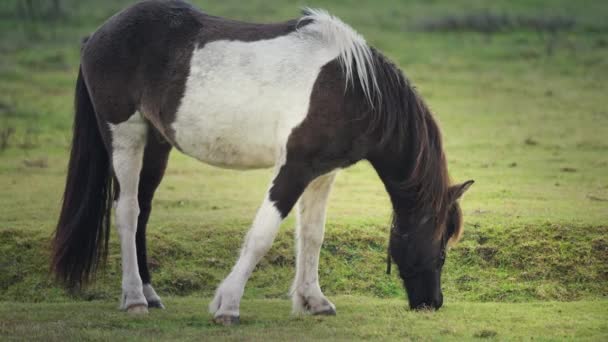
<box><xmin>299</xmin><ymin>8</ymin><xmax>380</xmax><ymax>107</ymax></box>
<box><xmin>370</xmin><ymin>51</ymin><xmax>451</xmax><ymax>237</ymax></box>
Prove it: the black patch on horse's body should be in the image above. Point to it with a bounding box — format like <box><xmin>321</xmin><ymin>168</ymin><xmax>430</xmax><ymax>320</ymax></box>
<box><xmin>269</xmin><ymin>60</ymin><xmax>374</xmax><ymax>216</ymax></box>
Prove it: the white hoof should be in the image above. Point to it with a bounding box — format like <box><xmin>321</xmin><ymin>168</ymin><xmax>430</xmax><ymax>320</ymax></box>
<box><xmin>127</xmin><ymin>304</ymin><xmax>149</xmax><ymax>314</ymax></box>
<box><xmin>209</xmin><ymin>284</ymin><xmax>242</xmax><ymax>319</ymax></box>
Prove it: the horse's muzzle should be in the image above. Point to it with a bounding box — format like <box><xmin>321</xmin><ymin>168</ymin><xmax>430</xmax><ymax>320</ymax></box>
<box><xmin>410</xmin><ymin>293</ymin><xmax>443</xmax><ymax>311</ymax></box>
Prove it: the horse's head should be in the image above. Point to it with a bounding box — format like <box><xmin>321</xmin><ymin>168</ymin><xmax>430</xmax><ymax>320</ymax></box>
<box><xmin>389</xmin><ymin>180</ymin><xmax>473</xmax><ymax>310</ymax></box>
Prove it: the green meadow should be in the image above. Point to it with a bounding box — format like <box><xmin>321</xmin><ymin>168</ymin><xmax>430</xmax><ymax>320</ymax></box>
<box><xmin>1</xmin><ymin>0</ymin><xmax>606</xmax><ymax>340</ymax></box>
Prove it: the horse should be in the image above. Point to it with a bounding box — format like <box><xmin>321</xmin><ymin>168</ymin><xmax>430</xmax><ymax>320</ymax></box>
<box><xmin>51</xmin><ymin>0</ymin><xmax>473</xmax><ymax>325</ymax></box>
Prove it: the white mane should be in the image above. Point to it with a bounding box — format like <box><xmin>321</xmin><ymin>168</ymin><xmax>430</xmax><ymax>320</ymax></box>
<box><xmin>299</xmin><ymin>8</ymin><xmax>380</xmax><ymax>107</ymax></box>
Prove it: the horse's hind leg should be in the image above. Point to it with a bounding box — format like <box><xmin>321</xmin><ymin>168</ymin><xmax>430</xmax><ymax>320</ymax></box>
<box><xmin>291</xmin><ymin>172</ymin><xmax>337</xmax><ymax>315</ymax></box>
<box><xmin>209</xmin><ymin>162</ymin><xmax>314</xmax><ymax>325</ymax></box>
<box><xmin>136</xmin><ymin>131</ymin><xmax>172</xmax><ymax>309</ymax></box>
<box><xmin>110</xmin><ymin>112</ymin><xmax>149</xmax><ymax>313</ymax></box>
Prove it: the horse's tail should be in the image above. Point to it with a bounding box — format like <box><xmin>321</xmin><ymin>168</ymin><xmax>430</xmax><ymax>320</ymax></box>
<box><xmin>51</xmin><ymin>66</ymin><xmax>114</xmax><ymax>289</ymax></box>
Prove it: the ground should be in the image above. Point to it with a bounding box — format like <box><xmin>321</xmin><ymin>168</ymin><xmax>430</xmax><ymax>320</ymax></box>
<box><xmin>0</xmin><ymin>0</ymin><xmax>607</xmax><ymax>340</ymax></box>
<box><xmin>1</xmin><ymin>297</ymin><xmax>606</xmax><ymax>341</ymax></box>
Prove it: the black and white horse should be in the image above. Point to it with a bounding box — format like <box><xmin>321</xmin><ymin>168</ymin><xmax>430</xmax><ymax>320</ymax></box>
<box><xmin>52</xmin><ymin>0</ymin><xmax>473</xmax><ymax>325</ymax></box>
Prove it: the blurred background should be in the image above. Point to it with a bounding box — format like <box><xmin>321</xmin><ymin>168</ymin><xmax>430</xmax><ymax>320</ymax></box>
<box><xmin>0</xmin><ymin>0</ymin><xmax>606</xmax><ymax>314</ymax></box>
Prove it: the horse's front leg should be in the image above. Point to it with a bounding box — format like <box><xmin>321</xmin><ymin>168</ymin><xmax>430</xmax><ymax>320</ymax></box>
<box><xmin>291</xmin><ymin>172</ymin><xmax>337</xmax><ymax>315</ymax></box>
<box><xmin>209</xmin><ymin>163</ymin><xmax>312</xmax><ymax>325</ymax></box>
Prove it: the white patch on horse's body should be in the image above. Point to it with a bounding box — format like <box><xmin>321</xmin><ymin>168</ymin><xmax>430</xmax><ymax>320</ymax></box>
<box><xmin>109</xmin><ymin>112</ymin><xmax>149</xmax><ymax>312</ymax></box>
<box><xmin>172</xmin><ymin>36</ymin><xmax>325</xmax><ymax>169</ymax></box>
<box><xmin>172</xmin><ymin>11</ymin><xmax>376</xmax><ymax>169</ymax></box>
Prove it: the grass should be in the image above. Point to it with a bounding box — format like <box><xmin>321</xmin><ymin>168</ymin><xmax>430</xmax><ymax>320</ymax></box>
<box><xmin>1</xmin><ymin>0</ymin><xmax>607</xmax><ymax>340</ymax></box>
<box><xmin>1</xmin><ymin>297</ymin><xmax>607</xmax><ymax>341</ymax></box>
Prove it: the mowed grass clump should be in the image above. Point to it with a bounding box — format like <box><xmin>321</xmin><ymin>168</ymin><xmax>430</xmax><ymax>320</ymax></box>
<box><xmin>1</xmin><ymin>0</ymin><xmax>607</xmax><ymax>310</ymax></box>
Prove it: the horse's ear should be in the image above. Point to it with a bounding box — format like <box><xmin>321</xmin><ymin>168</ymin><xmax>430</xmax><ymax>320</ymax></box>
<box><xmin>449</xmin><ymin>180</ymin><xmax>474</xmax><ymax>202</ymax></box>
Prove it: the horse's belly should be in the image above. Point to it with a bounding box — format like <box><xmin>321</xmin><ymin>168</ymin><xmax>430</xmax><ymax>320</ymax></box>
<box><xmin>172</xmin><ymin>111</ymin><xmax>277</xmax><ymax>169</ymax></box>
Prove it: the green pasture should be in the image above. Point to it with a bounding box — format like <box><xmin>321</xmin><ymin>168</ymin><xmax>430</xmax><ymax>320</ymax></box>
<box><xmin>1</xmin><ymin>0</ymin><xmax>606</xmax><ymax>340</ymax></box>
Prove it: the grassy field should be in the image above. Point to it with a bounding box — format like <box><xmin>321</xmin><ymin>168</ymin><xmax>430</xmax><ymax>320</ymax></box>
<box><xmin>1</xmin><ymin>0</ymin><xmax>607</xmax><ymax>340</ymax></box>
<box><xmin>1</xmin><ymin>297</ymin><xmax>607</xmax><ymax>341</ymax></box>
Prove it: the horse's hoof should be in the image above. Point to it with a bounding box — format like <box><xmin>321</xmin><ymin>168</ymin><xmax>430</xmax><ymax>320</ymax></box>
<box><xmin>313</xmin><ymin>307</ymin><xmax>336</xmax><ymax>316</ymax></box>
<box><xmin>148</xmin><ymin>300</ymin><xmax>165</xmax><ymax>309</ymax></box>
<box><xmin>213</xmin><ymin>315</ymin><xmax>240</xmax><ymax>326</ymax></box>
<box><xmin>127</xmin><ymin>304</ymin><xmax>149</xmax><ymax>314</ymax></box>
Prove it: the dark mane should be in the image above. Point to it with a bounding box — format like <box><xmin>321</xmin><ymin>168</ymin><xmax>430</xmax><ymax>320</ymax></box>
<box><xmin>365</xmin><ymin>49</ymin><xmax>451</xmax><ymax>236</ymax></box>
